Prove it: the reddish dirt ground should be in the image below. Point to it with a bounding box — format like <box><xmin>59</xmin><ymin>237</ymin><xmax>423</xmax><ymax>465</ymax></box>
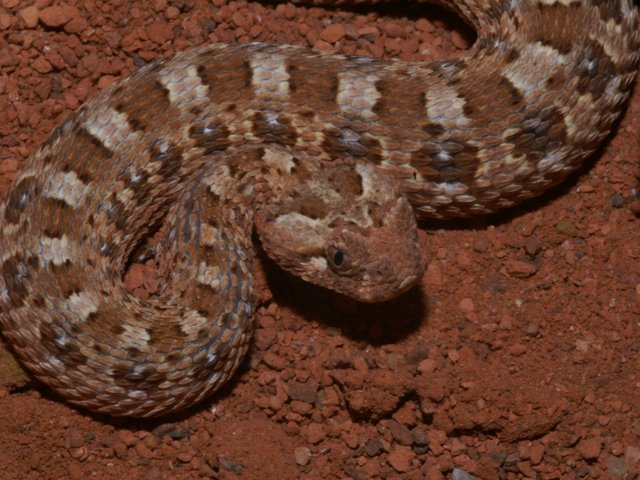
<box><xmin>1</xmin><ymin>1</ymin><xmax>639</xmax><ymax>479</ymax></box>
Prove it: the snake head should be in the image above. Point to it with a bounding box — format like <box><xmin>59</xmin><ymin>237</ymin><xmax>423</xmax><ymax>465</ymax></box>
<box><xmin>256</xmin><ymin>161</ymin><xmax>426</xmax><ymax>302</ymax></box>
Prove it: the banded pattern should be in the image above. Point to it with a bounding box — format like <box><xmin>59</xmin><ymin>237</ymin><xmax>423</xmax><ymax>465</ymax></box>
<box><xmin>0</xmin><ymin>0</ymin><xmax>638</xmax><ymax>416</ymax></box>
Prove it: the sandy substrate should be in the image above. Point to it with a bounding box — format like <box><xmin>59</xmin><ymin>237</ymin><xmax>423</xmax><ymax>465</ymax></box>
<box><xmin>0</xmin><ymin>1</ymin><xmax>639</xmax><ymax>479</ymax></box>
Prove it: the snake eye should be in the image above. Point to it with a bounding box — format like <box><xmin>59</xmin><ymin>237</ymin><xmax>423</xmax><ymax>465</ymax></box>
<box><xmin>328</xmin><ymin>247</ymin><xmax>347</xmax><ymax>271</ymax></box>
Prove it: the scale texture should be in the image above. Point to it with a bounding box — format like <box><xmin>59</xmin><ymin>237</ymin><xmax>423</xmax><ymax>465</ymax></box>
<box><xmin>0</xmin><ymin>0</ymin><xmax>638</xmax><ymax>417</ymax></box>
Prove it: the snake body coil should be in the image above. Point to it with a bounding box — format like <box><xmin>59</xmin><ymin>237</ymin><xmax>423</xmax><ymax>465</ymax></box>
<box><xmin>0</xmin><ymin>0</ymin><xmax>638</xmax><ymax>416</ymax></box>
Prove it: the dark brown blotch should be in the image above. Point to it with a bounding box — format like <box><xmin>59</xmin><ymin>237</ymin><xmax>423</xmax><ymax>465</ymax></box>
<box><xmin>419</xmin><ymin>91</ymin><xmax>427</xmax><ymax>110</ymax></box>
<box><xmin>422</xmin><ymin>121</ymin><xmax>445</xmax><ymax>137</ymax></box>
<box><xmin>546</xmin><ymin>72</ymin><xmax>565</xmax><ymax>90</ymax></box>
<box><xmin>48</xmin><ymin>258</ymin><xmax>85</xmax><ymax>298</ymax></box>
<box><xmin>285</xmin><ymin>54</ymin><xmax>345</xmax><ymax>108</ymax></box>
<box><xmin>75</xmin><ymin>128</ymin><xmax>114</xmax><ymax>162</ymax></box>
<box><xmin>506</xmin><ymin>48</ymin><xmax>520</xmax><ymax>64</ymax></box>
<box><xmin>298</xmin><ymin>108</ymin><xmax>316</xmax><ymax>118</ymax></box>
<box><xmin>509</xmin><ymin>105</ymin><xmax>568</xmax><ymax>161</ymax></box>
<box><xmin>39</xmin><ymin>321</ymin><xmax>86</xmax><ymax>366</ymax></box>
<box><xmin>181</xmin><ymin>283</ymin><xmax>226</xmax><ymax>320</ymax></box>
<box><xmin>67</xmin><ymin>322</ymin><xmax>82</xmax><ymax>335</ymax></box>
<box><xmin>112</xmin><ymin>361</ymin><xmax>137</xmax><ymax>388</ymax></box>
<box><xmin>150</xmin><ymin>141</ymin><xmax>185</xmax><ymax>181</ymax></box>
<box><xmin>538</xmin><ymin>106</ymin><xmax>568</xmax><ymax>145</ymax></box>
<box><xmin>111</xmin><ymin>323</ymin><xmax>125</xmax><ymax>336</ymax></box>
<box><xmin>575</xmin><ymin>39</ymin><xmax>616</xmax><ymax>98</ymax></box>
<box><xmin>410</xmin><ymin>138</ymin><xmax>481</xmax><ymax>186</ymax></box>
<box><xmin>360</xmin><ymin>134</ymin><xmax>384</xmax><ymax>165</ymax></box>
<box><xmin>330</xmin><ymin>74</ymin><xmax>340</xmax><ymax>103</ymax></box>
<box><xmin>196</xmin><ymin>50</ymin><xmax>255</xmax><ymax>104</ymax></box>
<box><xmin>189</xmin><ymin>122</ymin><xmax>232</xmax><ymax>154</ymax></box>
<box><xmin>242</xmin><ymin>60</ymin><xmax>253</xmax><ymax>87</ymax></box>
<box><xmin>1</xmin><ymin>253</ymin><xmax>39</xmax><ymax>308</ymax></box>
<box><xmin>369</xmin><ymin>71</ymin><xmax>433</xmax><ymax>133</ymax></box>
<box><xmin>218</xmin><ymin>312</ymin><xmax>231</xmax><ymax>326</ymax></box>
<box><xmin>287</xmin><ymin>63</ymin><xmax>298</xmax><ymax>92</ymax></box>
<box><xmin>85</xmin><ymin>309</ymin><xmax>129</xmax><ymax>341</ymax></box>
<box><xmin>453</xmin><ymin>142</ymin><xmax>481</xmax><ymax>168</ymax></box>
<box><xmin>141</xmin><ymin>320</ymin><xmax>189</xmax><ymax>351</ymax></box>
<box><xmin>105</xmin><ymin>192</ymin><xmax>129</xmax><ymax>231</ymax></box>
<box><xmin>129</xmin><ymin>365</ymin><xmax>166</xmax><ymax>386</ymax></box>
<box><xmin>166</xmin><ymin>350</ymin><xmax>182</xmax><ymax>361</ymax></box>
<box><xmin>4</xmin><ymin>176</ymin><xmax>41</xmax><ymax>224</ymax></box>
<box><xmin>462</xmin><ymin>76</ymin><xmax>523</xmax><ymax>117</ymax></box>
<box><xmin>57</xmin><ymin>127</ymin><xmax>112</xmax><ymax>184</ymax></box>
<box><xmin>321</xmin><ymin>127</ymin><xmax>369</xmax><ymax>157</ymax></box>
<box><xmin>251</xmin><ymin>112</ymin><xmax>298</xmax><ymax>145</ymax></box>
<box><xmin>40</xmin><ymin>198</ymin><xmax>73</xmax><ymax>238</ymax></box>
<box><xmin>114</xmin><ymin>80</ymin><xmax>172</xmax><ymax>133</ymax></box>
<box><xmin>98</xmin><ymin>241</ymin><xmax>116</xmax><ymax>258</ymax></box>
<box><xmin>500</xmin><ymin>77</ymin><xmax>524</xmax><ymax>105</ymax></box>
<box><xmin>371</xmin><ymin>79</ymin><xmax>388</xmax><ymax>116</ymax></box>
<box><xmin>41</xmin><ymin>115</ymin><xmax>75</xmax><ymax>150</ymax></box>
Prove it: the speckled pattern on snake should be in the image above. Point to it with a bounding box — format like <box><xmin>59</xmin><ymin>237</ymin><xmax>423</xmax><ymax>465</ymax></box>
<box><xmin>0</xmin><ymin>0</ymin><xmax>638</xmax><ymax>417</ymax></box>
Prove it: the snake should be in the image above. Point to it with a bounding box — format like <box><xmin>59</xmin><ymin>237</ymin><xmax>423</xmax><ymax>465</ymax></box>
<box><xmin>0</xmin><ymin>0</ymin><xmax>638</xmax><ymax>417</ymax></box>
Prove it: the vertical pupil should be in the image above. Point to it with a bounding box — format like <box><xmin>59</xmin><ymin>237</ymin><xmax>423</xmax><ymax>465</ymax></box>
<box><xmin>333</xmin><ymin>250</ymin><xmax>344</xmax><ymax>266</ymax></box>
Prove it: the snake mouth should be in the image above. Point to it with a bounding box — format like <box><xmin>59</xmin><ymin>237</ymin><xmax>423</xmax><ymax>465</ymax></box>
<box><xmin>399</xmin><ymin>274</ymin><xmax>420</xmax><ymax>292</ymax></box>
<box><xmin>356</xmin><ymin>273</ymin><xmax>422</xmax><ymax>303</ymax></box>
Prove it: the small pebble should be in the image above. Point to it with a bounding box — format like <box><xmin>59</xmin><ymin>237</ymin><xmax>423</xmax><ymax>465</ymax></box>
<box><xmin>458</xmin><ymin>298</ymin><xmax>475</xmax><ymax>313</ymax></box>
<box><xmin>386</xmin><ymin>446</ymin><xmax>414</xmax><ymax>473</ymax></box>
<box><xmin>320</xmin><ymin>23</ymin><xmax>345</xmax><ymax>43</ymax></box>
<box><xmin>607</xmin><ymin>456</ymin><xmax>628</xmax><ymax>478</ymax></box>
<box><xmin>219</xmin><ymin>456</ymin><xmax>242</xmax><ymax>474</ymax></box>
<box><xmin>294</xmin><ymin>447</ymin><xmax>311</xmax><ymax>466</ymax></box>
<box><xmin>17</xmin><ymin>6</ymin><xmax>38</xmax><ymax>28</ymax></box>
<box><xmin>365</xmin><ymin>438</ymin><xmax>384</xmax><ymax>457</ymax></box>
<box><xmin>611</xmin><ymin>193</ymin><xmax>625</xmax><ymax>208</ymax></box>
<box><xmin>578</xmin><ymin>438</ymin><xmax>602</xmax><ymax>460</ymax></box>
<box><xmin>388</xmin><ymin>420</ymin><xmax>413</xmax><ymax>446</ymax></box>
<box><xmin>39</xmin><ymin>5</ymin><xmax>75</xmax><ymax>27</ymax></box>
<box><xmin>452</xmin><ymin>468</ymin><xmax>476</xmax><ymax>480</ymax></box>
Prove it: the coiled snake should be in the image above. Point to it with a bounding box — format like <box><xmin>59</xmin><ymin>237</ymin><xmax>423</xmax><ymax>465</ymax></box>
<box><xmin>0</xmin><ymin>0</ymin><xmax>638</xmax><ymax>416</ymax></box>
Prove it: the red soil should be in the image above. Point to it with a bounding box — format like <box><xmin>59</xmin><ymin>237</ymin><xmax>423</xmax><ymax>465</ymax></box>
<box><xmin>0</xmin><ymin>1</ymin><xmax>639</xmax><ymax>479</ymax></box>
